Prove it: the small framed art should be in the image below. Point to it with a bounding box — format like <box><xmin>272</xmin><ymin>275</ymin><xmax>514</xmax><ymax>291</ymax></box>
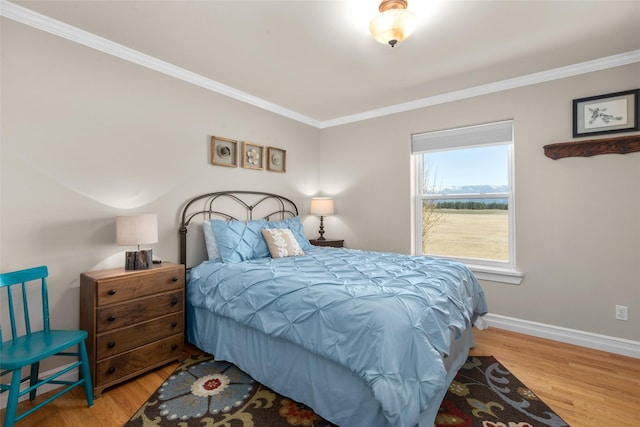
<box><xmin>211</xmin><ymin>136</ymin><xmax>238</xmax><ymax>167</ymax></box>
<box><xmin>266</xmin><ymin>147</ymin><xmax>286</xmax><ymax>173</ymax></box>
<box><xmin>242</xmin><ymin>142</ymin><xmax>264</xmax><ymax>170</ymax></box>
<box><xmin>573</xmin><ymin>89</ymin><xmax>639</xmax><ymax>137</ymax></box>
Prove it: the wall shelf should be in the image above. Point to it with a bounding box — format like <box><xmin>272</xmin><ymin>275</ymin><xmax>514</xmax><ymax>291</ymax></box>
<box><xmin>543</xmin><ymin>134</ymin><xmax>640</xmax><ymax>159</ymax></box>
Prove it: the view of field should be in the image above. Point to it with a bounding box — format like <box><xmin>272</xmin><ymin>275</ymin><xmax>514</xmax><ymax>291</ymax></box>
<box><xmin>423</xmin><ymin>209</ymin><xmax>508</xmax><ymax>261</ymax></box>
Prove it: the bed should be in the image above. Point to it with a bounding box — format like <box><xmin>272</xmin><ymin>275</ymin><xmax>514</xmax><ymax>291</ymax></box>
<box><xmin>179</xmin><ymin>191</ymin><xmax>488</xmax><ymax>427</ymax></box>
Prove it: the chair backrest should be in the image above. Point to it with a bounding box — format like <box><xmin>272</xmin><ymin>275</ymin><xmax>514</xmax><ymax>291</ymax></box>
<box><xmin>0</xmin><ymin>266</ymin><xmax>50</xmax><ymax>342</ymax></box>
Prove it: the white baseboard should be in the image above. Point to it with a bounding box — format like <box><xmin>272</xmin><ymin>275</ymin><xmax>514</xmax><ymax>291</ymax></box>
<box><xmin>484</xmin><ymin>313</ymin><xmax>640</xmax><ymax>359</ymax></box>
<box><xmin>0</xmin><ymin>363</ymin><xmax>79</xmax><ymax>410</ymax></box>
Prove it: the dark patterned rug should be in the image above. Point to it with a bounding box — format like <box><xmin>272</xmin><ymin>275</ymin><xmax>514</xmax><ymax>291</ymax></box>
<box><xmin>437</xmin><ymin>356</ymin><xmax>569</xmax><ymax>427</ymax></box>
<box><xmin>125</xmin><ymin>355</ymin><xmax>569</xmax><ymax>427</ymax></box>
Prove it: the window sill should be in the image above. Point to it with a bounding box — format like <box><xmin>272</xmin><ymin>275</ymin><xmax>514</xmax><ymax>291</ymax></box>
<box><xmin>467</xmin><ymin>264</ymin><xmax>524</xmax><ymax>285</ymax></box>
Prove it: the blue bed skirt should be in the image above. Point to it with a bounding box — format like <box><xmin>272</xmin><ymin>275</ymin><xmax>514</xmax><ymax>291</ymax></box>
<box><xmin>187</xmin><ymin>302</ymin><xmax>475</xmax><ymax>427</ymax></box>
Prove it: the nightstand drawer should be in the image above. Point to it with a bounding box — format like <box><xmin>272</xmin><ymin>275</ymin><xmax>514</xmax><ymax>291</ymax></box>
<box><xmin>96</xmin><ymin>290</ymin><xmax>183</xmax><ymax>332</ymax></box>
<box><xmin>96</xmin><ymin>334</ymin><xmax>183</xmax><ymax>385</ymax></box>
<box><xmin>95</xmin><ymin>267</ymin><xmax>184</xmax><ymax>306</ymax></box>
<box><xmin>96</xmin><ymin>312</ymin><xmax>184</xmax><ymax>359</ymax></box>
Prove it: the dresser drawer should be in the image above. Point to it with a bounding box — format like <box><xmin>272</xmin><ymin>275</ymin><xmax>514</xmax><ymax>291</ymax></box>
<box><xmin>96</xmin><ymin>312</ymin><xmax>183</xmax><ymax>359</ymax></box>
<box><xmin>96</xmin><ymin>290</ymin><xmax>183</xmax><ymax>332</ymax></box>
<box><xmin>96</xmin><ymin>267</ymin><xmax>184</xmax><ymax>306</ymax></box>
<box><xmin>96</xmin><ymin>334</ymin><xmax>183</xmax><ymax>386</ymax></box>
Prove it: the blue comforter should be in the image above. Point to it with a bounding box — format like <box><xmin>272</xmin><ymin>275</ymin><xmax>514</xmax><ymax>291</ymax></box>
<box><xmin>188</xmin><ymin>247</ymin><xmax>487</xmax><ymax>427</ymax></box>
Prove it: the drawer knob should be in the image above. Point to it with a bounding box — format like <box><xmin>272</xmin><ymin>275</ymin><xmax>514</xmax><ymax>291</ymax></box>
<box><xmin>108</xmin><ymin>289</ymin><xmax>117</xmax><ymax>296</ymax></box>
<box><xmin>107</xmin><ymin>315</ymin><xmax>116</xmax><ymax>322</ymax></box>
<box><xmin>171</xmin><ymin>297</ymin><xmax>178</xmax><ymax>305</ymax></box>
<box><xmin>171</xmin><ymin>344</ymin><xmax>178</xmax><ymax>351</ymax></box>
<box><xmin>107</xmin><ymin>367</ymin><xmax>116</xmax><ymax>374</ymax></box>
<box><xmin>171</xmin><ymin>276</ymin><xmax>179</xmax><ymax>282</ymax></box>
<box><xmin>107</xmin><ymin>341</ymin><xmax>116</xmax><ymax>349</ymax></box>
<box><xmin>171</xmin><ymin>321</ymin><xmax>178</xmax><ymax>328</ymax></box>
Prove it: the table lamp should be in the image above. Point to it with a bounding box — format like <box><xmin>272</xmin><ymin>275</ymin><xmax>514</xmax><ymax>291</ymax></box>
<box><xmin>116</xmin><ymin>213</ymin><xmax>158</xmax><ymax>270</ymax></box>
<box><xmin>310</xmin><ymin>197</ymin><xmax>334</xmax><ymax>241</ymax></box>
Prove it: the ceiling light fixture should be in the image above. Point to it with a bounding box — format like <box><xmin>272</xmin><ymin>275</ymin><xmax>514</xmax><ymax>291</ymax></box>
<box><xmin>369</xmin><ymin>0</ymin><xmax>416</xmax><ymax>47</ymax></box>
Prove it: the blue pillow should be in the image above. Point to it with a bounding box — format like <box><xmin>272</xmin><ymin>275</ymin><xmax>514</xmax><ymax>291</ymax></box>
<box><xmin>266</xmin><ymin>216</ymin><xmax>312</xmax><ymax>251</ymax></box>
<box><xmin>211</xmin><ymin>219</ymin><xmax>270</xmax><ymax>263</ymax></box>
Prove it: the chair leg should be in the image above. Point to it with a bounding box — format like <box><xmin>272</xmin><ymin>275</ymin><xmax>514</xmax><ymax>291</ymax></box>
<box><xmin>78</xmin><ymin>341</ymin><xmax>94</xmax><ymax>407</ymax></box>
<box><xmin>29</xmin><ymin>361</ymin><xmax>40</xmax><ymax>400</ymax></box>
<box><xmin>4</xmin><ymin>369</ymin><xmax>22</xmax><ymax>427</ymax></box>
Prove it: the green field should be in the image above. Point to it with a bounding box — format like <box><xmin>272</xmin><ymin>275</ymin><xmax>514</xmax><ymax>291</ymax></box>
<box><xmin>424</xmin><ymin>209</ymin><xmax>508</xmax><ymax>260</ymax></box>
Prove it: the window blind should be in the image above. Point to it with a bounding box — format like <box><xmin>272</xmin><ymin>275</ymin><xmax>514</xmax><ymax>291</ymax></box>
<box><xmin>412</xmin><ymin>120</ymin><xmax>513</xmax><ymax>153</ymax></box>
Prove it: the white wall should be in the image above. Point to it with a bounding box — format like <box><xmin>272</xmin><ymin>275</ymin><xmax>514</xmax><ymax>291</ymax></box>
<box><xmin>319</xmin><ymin>63</ymin><xmax>640</xmax><ymax>342</ymax></box>
<box><xmin>1</xmin><ymin>19</ymin><xmax>321</xmax><ymax>337</ymax></box>
<box><xmin>2</xmin><ymin>16</ymin><xmax>639</xmax><ymax>354</ymax></box>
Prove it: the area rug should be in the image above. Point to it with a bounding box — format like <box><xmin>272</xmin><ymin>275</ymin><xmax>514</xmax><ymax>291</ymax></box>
<box><xmin>436</xmin><ymin>356</ymin><xmax>569</xmax><ymax>427</ymax></box>
<box><xmin>125</xmin><ymin>355</ymin><xmax>569</xmax><ymax>427</ymax></box>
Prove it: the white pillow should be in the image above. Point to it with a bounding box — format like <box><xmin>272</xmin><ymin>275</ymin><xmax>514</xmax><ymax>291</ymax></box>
<box><xmin>261</xmin><ymin>228</ymin><xmax>305</xmax><ymax>258</ymax></box>
<box><xmin>202</xmin><ymin>221</ymin><xmax>222</xmax><ymax>262</ymax></box>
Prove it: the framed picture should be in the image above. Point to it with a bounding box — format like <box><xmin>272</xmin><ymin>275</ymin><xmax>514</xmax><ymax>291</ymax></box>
<box><xmin>211</xmin><ymin>136</ymin><xmax>238</xmax><ymax>167</ymax></box>
<box><xmin>573</xmin><ymin>89</ymin><xmax>639</xmax><ymax>137</ymax></box>
<box><xmin>266</xmin><ymin>147</ymin><xmax>286</xmax><ymax>173</ymax></box>
<box><xmin>242</xmin><ymin>142</ymin><xmax>264</xmax><ymax>170</ymax></box>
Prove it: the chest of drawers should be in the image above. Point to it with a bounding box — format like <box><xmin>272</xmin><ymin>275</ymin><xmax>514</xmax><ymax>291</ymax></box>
<box><xmin>80</xmin><ymin>262</ymin><xmax>185</xmax><ymax>397</ymax></box>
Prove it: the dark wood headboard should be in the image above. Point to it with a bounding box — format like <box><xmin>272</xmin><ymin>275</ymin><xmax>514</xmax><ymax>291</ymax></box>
<box><xmin>178</xmin><ymin>191</ymin><xmax>299</xmax><ymax>268</ymax></box>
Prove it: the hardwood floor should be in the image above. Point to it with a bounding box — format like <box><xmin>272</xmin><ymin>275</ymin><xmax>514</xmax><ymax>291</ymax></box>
<box><xmin>2</xmin><ymin>327</ymin><xmax>639</xmax><ymax>426</ymax></box>
<box><xmin>468</xmin><ymin>328</ymin><xmax>640</xmax><ymax>427</ymax></box>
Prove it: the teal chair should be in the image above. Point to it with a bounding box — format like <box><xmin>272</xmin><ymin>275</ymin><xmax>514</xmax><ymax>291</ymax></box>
<box><xmin>0</xmin><ymin>266</ymin><xmax>93</xmax><ymax>426</ymax></box>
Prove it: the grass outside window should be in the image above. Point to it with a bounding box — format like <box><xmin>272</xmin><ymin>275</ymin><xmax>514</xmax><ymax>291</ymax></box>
<box><xmin>424</xmin><ymin>209</ymin><xmax>508</xmax><ymax>261</ymax></box>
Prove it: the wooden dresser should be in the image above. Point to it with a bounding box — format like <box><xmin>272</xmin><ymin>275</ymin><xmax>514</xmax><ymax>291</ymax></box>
<box><xmin>80</xmin><ymin>262</ymin><xmax>185</xmax><ymax>397</ymax></box>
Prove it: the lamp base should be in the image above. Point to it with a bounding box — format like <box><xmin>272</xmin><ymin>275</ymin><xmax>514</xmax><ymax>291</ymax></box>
<box><xmin>125</xmin><ymin>249</ymin><xmax>153</xmax><ymax>270</ymax></box>
<box><xmin>317</xmin><ymin>215</ymin><xmax>326</xmax><ymax>241</ymax></box>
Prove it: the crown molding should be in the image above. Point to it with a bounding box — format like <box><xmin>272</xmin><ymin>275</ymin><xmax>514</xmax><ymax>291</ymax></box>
<box><xmin>0</xmin><ymin>0</ymin><xmax>322</xmax><ymax>128</ymax></box>
<box><xmin>320</xmin><ymin>50</ymin><xmax>640</xmax><ymax>128</ymax></box>
<box><xmin>2</xmin><ymin>0</ymin><xmax>639</xmax><ymax>130</ymax></box>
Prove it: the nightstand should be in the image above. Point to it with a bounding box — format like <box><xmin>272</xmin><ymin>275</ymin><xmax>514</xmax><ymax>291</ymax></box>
<box><xmin>309</xmin><ymin>239</ymin><xmax>344</xmax><ymax>248</ymax></box>
<box><xmin>80</xmin><ymin>262</ymin><xmax>185</xmax><ymax>397</ymax></box>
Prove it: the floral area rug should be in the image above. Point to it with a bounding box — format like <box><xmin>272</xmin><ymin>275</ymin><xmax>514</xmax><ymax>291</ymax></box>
<box><xmin>125</xmin><ymin>355</ymin><xmax>569</xmax><ymax>427</ymax></box>
<box><xmin>124</xmin><ymin>354</ymin><xmax>337</xmax><ymax>427</ymax></box>
<box><xmin>437</xmin><ymin>356</ymin><xmax>569</xmax><ymax>427</ymax></box>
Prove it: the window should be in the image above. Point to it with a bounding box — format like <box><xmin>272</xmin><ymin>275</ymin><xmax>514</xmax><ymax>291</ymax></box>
<box><xmin>412</xmin><ymin>120</ymin><xmax>522</xmax><ymax>284</ymax></box>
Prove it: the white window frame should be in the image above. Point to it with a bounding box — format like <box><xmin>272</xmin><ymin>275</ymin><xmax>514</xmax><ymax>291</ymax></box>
<box><xmin>412</xmin><ymin>120</ymin><xmax>523</xmax><ymax>285</ymax></box>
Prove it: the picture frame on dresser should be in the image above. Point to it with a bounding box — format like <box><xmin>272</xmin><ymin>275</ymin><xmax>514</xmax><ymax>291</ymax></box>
<box><xmin>211</xmin><ymin>136</ymin><xmax>238</xmax><ymax>167</ymax></box>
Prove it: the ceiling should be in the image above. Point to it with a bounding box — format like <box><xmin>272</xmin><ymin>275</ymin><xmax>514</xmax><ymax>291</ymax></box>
<box><xmin>6</xmin><ymin>0</ymin><xmax>640</xmax><ymax>127</ymax></box>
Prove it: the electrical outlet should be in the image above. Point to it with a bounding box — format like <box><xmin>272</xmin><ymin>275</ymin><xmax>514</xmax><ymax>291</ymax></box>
<box><xmin>615</xmin><ymin>305</ymin><xmax>628</xmax><ymax>321</ymax></box>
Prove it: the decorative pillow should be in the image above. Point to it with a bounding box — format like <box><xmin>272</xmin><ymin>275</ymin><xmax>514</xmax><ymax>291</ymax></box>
<box><xmin>202</xmin><ymin>221</ymin><xmax>222</xmax><ymax>262</ymax></box>
<box><xmin>211</xmin><ymin>219</ymin><xmax>270</xmax><ymax>263</ymax></box>
<box><xmin>261</xmin><ymin>229</ymin><xmax>305</xmax><ymax>258</ymax></box>
<box><xmin>266</xmin><ymin>216</ymin><xmax>312</xmax><ymax>251</ymax></box>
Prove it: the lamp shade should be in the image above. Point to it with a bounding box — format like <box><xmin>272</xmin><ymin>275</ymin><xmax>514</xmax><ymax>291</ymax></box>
<box><xmin>370</xmin><ymin>0</ymin><xmax>416</xmax><ymax>47</ymax></box>
<box><xmin>310</xmin><ymin>198</ymin><xmax>334</xmax><ymax>216</ymax></box>
<box><xmin>116</xmin><ymin>214</ymin><xmax>158</xmax><ymax>246</ymax></box>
